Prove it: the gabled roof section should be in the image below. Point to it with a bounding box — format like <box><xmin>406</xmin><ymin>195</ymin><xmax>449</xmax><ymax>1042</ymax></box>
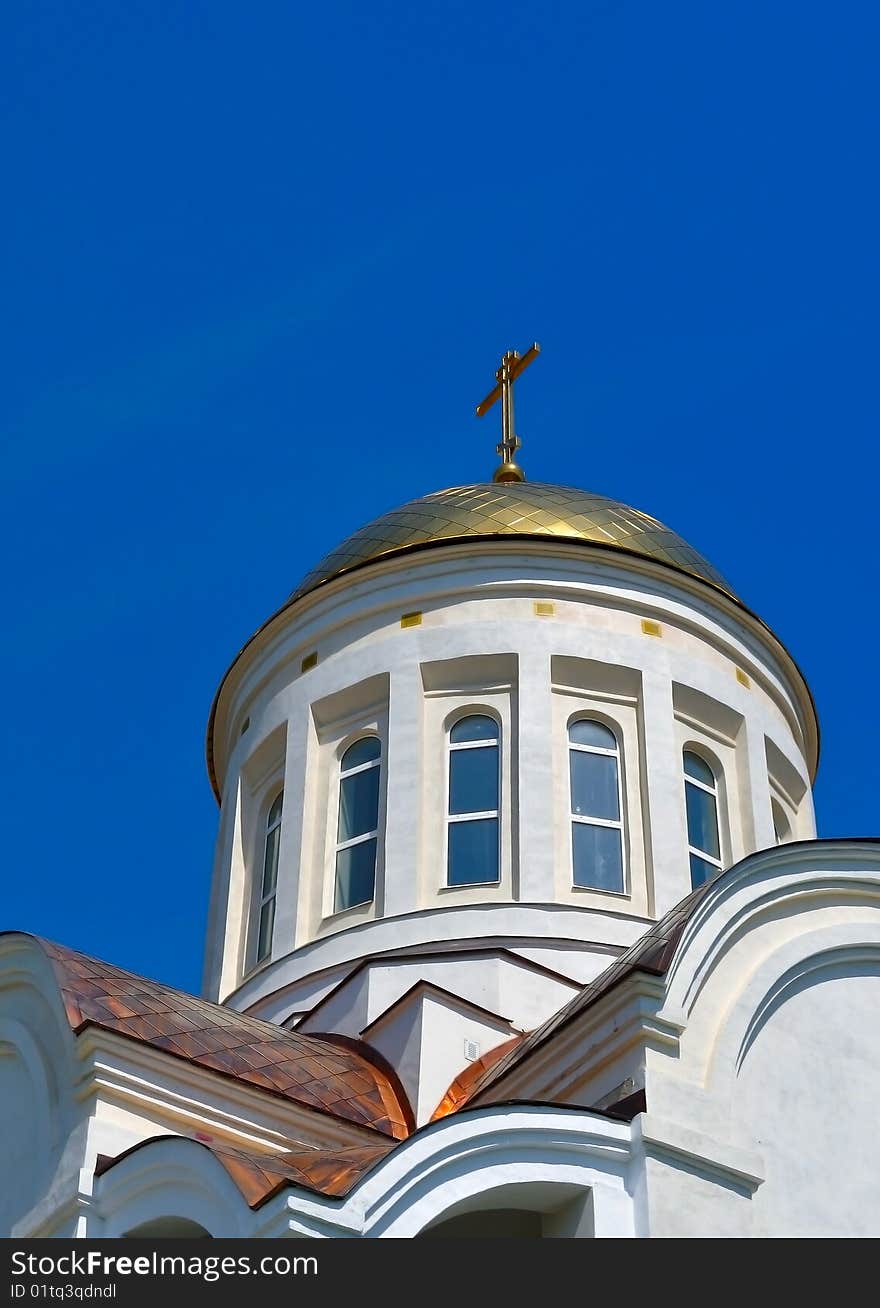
<box><xmin>359</xmin><ymin>979</ymin><xmax>513</xmax><ymax>1039</ymax></box>
<box><xmin>444</xmin><ymin>882</ymin><xmax>713</xmax><ymax>1110</ymax></box>
<box><xmin>430</xmin><ymin>1034</ymin><xmax>524</xmax><ymax>1122</ymax></box>
<box><xmin>29</xmin><ymin>936</ymin><xmax>412</xmax><ymax>1140</ymax></box>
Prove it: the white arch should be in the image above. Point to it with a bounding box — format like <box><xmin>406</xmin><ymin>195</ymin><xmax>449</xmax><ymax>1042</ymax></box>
<box><xmin>735</xmin><ymin>935</ymin><xmax>880</xmax><ymax>1074</ymax></box>
<box><xmin>0</xmin><ymin>937</ymin><xmax>87</xmax><ymax>1236</ymax></box>
<box><xmin>661</xmin><ymin>843</ymin><xmax>880</xmax><ymax>1026</ymax></box>
<box><xmin>95</xmin><ymin>1138</ymin><xmax>253</xmax><ymax>1238</ymax></box>
<box><xmin>337</xmin><ymin>1106</ymin><xmax>635</xmax><ymax>1238</ymax></box>
<box><xmin>645</xmin><ymin>842</ymin><xmax>880</xmax><ymax>1165</ymax></box>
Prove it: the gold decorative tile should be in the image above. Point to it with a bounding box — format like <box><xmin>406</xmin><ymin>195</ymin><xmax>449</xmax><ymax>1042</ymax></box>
<box><xmin>290</xmin><ymin>482</ymin><xmax>733</xmax><ymax>603</ymax></box>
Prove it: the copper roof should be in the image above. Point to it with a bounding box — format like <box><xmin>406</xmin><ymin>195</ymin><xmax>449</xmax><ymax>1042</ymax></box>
<box><xmin>16</xmin><ymin>880</ymin><xmax>717</xmax><ymax>1207</ymax></box>
<box><xmin>97</xmin><ymin>1136</ymin><xmax>394</xmax><ymax>1207</ymax></box>
<box><xmin>430</xmin><ymin>1034</ymin><xmax>524</xmax><ymax>1122</ymax></box>
<box><xmin>33</xmin><ymin>937</ymin><xmax>411</xmax><ymax>1140</ymax></box>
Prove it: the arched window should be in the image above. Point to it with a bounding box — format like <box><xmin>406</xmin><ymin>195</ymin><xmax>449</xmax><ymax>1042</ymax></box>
<box><xmin>335</xmin><ymin>737</ymin><xmax>381</xmax><ymax>912</ymax></box>
<box><xmin>255</xmin><ymin>790</ymin><xmax>283</xmax><ymax>964</ymax></box>
<box><xmin>446</xmin><ymin>715</ymin><xmax>500</xmax><ymax>886</ymax></box>
<box><xmin>683</xmin><ymin>750</ymin><xmax>722</xmax><ymax>887</ymax></box>
<box><xmin>569</xmin><ymin>719</ymin><xmax>625</xmax><ymax>893</ymax></box>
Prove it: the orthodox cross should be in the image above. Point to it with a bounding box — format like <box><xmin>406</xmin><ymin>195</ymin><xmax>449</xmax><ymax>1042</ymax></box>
<box><xmin>476</xmin><ymin>343</ymin><xmax>541</xmax><ymax>483</ymax></box>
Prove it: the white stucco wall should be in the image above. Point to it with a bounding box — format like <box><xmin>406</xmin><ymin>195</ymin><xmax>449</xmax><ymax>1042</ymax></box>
<box><xmin>641</xmin><ymin>843</ymin><xmax>880</xmax><ymax>1237</ymax></box>
<box><xmin>6</xmin><ymin>844</ymin><xmax>880</xmax><ymax>1239</ymax></box>
<box><xmin>734</xmin><ymin>963</ymin><xmax>880</xmax><ymax>1236</ymax></box>
<box><xmin>203</xmin><ymin>541</ymin><xmax>815</xmax><ymax>1027</ymax></box>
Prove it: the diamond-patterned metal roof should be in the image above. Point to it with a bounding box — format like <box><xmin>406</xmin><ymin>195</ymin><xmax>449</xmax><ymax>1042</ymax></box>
<box><xmin>96</xmin><ymin>1136</ymin><xmax>395</xmax><ymax>1207</ymax></box>
<box><xmin>429</xmin><ymin>1033</ymin><xmax>524</xmax><ymax>1123</ymax></box>
<box><xmin>29</xmin><ymin>877</ymin><xmax>718</xmax><ymax>1207</ymax></box>
<box><xmin>290</xmin><ymin>482</ymin><xmax>734</xmax><ymax>601</ymax></box>
<box><xmin>34</xmin><ymin>937</ymin><xmax>411</xmax><ymax>1140</ymax></box>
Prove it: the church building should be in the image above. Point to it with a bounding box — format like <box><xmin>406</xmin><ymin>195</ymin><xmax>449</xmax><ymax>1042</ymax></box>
<box><xmin>3</xmin><ymin>347</ymin><xmax>879</xmax><ymax>1238</ymax></box>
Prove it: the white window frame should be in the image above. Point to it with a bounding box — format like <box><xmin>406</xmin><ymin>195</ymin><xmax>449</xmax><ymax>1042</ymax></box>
<box><xmin>253</xmin><ymin>788</ymin><xmax>283</xmax><ymax>966</ymax></box>
<box><xmin>683</xmin><ymin>749</ymin><xmax>723</xmax><ymax>883</ymax></box>
<box><xmin>445</xmin><ymin>712</ymin><xmax>501</xmax><ymax>888</ymax></box>
<box><xmin>568</xmin><ymin>716</ymin><xmax>626</xmax><ymax>893</ymax></box>
<box><xmin>334</xmin><ymin>736</ymin><xmax>382</xmax><ymax>912</ymax></box>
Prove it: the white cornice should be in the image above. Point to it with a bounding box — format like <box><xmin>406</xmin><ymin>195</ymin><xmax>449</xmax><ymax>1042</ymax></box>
<box><xmin>230</xmin><ymin>908</ymin><xmax>651</xmax><ymax>1013</ymax></box>
<box><xmin>635</xmin><ymin>1114</ymin><xmax>764</xmax><ymax>1191</ymax></box>
<box><xmin>74</xmin><ymin>1027</ymin><xmax>390</xmax><ymax>1157</ymax></box>
<box><xmin>471</xmin><ymin>973</ymin><xmax>673</xmax><ymax>1108</ymax></box>
<box><xmin>209</xmin><ymin>540</ymin><xmax>818</xmax><ymax>800</ymax></box>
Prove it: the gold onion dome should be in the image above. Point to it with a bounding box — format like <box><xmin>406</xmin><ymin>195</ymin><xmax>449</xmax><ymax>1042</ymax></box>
<box><xmin>289</xmin><ymin>481</ymin><xmax>735</xmax><ymax>603</ymax></box>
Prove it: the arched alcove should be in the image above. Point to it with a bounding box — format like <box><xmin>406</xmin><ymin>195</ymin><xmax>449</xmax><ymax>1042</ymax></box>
<box><xmin>124</xmin><ymin>1217</ymin><xmax>212</xmax><ymax>1239</ymax></box>
<box><xmin>415</xmin><ymin>1180</ymin><xmax>593</xmax><ymax>1238</ymax></box>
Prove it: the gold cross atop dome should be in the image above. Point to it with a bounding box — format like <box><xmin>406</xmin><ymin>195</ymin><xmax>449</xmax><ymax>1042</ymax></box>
<box><xmin>476</xmin><ymin>342</ymin><xmax>541</xmax><ymax>483</ymax></box>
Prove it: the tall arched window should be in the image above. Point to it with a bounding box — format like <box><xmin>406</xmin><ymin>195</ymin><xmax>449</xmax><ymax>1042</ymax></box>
<box><xmin>684</xmin><ymin>750</ymin><xmax>722</xmax><ymax>887</ymax></box>
<box><xmin>569</xmin><ymin>719</ymin><xmax>625</xmax><ymax>893</ymax></box>
<box><xmin>335</xmin><ymin>737</ymin><xmax>381</xmax><ymax>912</ymax></box>
<box><xmin>446</xmin><ymin>714</ymin><xmax>500</xmax><ymax>886</ymax></box>
<box><xmin>255</xmin><ymin>790</ymin><xmax>283</xmax><ymax>964</ymax></box>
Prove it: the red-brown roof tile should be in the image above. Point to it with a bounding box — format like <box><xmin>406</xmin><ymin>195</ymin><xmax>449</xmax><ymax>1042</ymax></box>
<box><xmin>12</xmin><ymin>877</ymin><xmax>715</xmax><ymax>1205</ymax></box>
<box><xmin>95</xmin><ymin>1135</ymin><xmax>394</xmax><ymax>1206</ymax></box>
<box><xmin>30</xmin><ymin>937</ymin><xmax>412</xmax><ymax>1141</ymax></box>
<box><xmin>430</xmin><ymin>1034</ymin><xmax>524</xmax><ymax>1122</ymax></box>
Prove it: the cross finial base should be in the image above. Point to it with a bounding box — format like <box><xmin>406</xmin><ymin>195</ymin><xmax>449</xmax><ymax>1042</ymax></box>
<box><xmin>476</xmin><ymin>343</ymin><xmax>540</xmax><ymax>483</ymax></box>
<box><xmin>493</xmin><ymin>460</ymin><xmax>526</xmax><ymax>484</ymax></box>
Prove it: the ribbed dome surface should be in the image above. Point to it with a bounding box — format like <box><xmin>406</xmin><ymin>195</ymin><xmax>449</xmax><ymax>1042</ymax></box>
<box><xmin>290</xmin><ymin>482</ymin><xmax>734</xmax><ymax>601</ymax></box>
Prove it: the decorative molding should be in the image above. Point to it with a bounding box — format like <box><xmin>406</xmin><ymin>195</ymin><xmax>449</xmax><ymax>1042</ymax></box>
<box><xmin>74</xmin><ymin>1028</ymin><xmax>382</xmax><ymax>1156</ymax></box>
<box><xmin>635</xmin><ymin>1114</ymin><xmax>764</xmax><ymax>1191</ymax></box>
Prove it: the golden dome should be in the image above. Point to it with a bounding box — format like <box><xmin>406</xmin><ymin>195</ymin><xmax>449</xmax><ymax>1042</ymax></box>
<box><xmin>290</xmin><ymin>481</ymin><xmax>735</xmax><ymax>602</ymax></box>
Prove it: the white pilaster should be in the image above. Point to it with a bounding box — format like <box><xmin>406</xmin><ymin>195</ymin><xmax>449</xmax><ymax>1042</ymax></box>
<box><xmin>516</xmin><ymin>643</ymin><xmax>556</xmax><ymax>902</ymax></box>
<box><xmin>641</xmin><ymin>669</ymin><xmax>691</xmax><ymax>917</ymax></box>
<box><xmin>743</xmin><ymin>716</ymin><xmax>776</xmax><ymax>854</ymax></box>
<box><xmin>382</xmin><ymin>657</ymin><xmax>423</xmax><ymax>918</ymax></box>
<box><xmin>275</xmin><ymin>702</ymin><xmax>311</xmax><ymax>951</ymax></box>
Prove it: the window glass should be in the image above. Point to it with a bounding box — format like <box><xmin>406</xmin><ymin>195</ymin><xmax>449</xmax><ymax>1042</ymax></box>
<box><xmin>450</xmin><ymin>715</ymin><xmax>498</xmax><ymax>744</ymax></box>
<box><xmin>254</xmin><ymin>789</ymin><xmax>283</xmax><ymax>965</ymax></box>
<box><xmin>684</xmin><ymin>751</ymin><xmax>715</xmax><ymax>787</ymax></box>
<box><xmin>257</xmin><ymin>898</ymin><xmax>275</xmax><ymax>962</ymax></box>
<box><xmin>449</xmin><ymin>746</ymin><xmax>499</xmax><ymax>815</ymax></box>
<box><xmin>335</xmin><ymin>739</ymin><xmax>381</xmax><ymax>912</ymax></box>
<box><xmin>568</xmin><ymin>720</ymin><xmax>625</xmax><ymax>894</ymax></box>
<box><xmin>335</xmin><ymin>838</ymin><xmax>378</xmax><ymax>911</ymax></box>
<box><xmin>447</xmin><ymin>715</ymin><xmax>500</xmax><ymax>886</ymax></box>
<box><xmin>570</xmin><ymin>750</ymin><xmax>620</xmax><ymax>821</ymax></box>
<box><xmin>261</xmin><ymin>822</ymin><xmax>281</xmax><ymax>897</ymax></box>
<box><xmin>337</xmin><ymin>766</ymin><xmax>380</xmax><ymax>843</ymax></box>
<box><xmin>569</xmin><ymin>719</ymin><xmax>617</xmax><ymax>749</ymax></box>
<box><xmin>447</xmin><ymin>817</ymin><xmax>499</xmax><ymax>887</ymax></box>
<box><xmin>685</xmin><ymin>781</ymin><xmax>720</xmax><ymax>859</ymax></box>
<box><xmin>683</xmin><ymin>751</ymin><xmax>721</xmax><ymax>889</ymax></box>
<box><xmin>573</xmin><ymin>822</ymin><xmax>624</xmax><ymax>892</ymax></box>
<box><xmin>341</xmin><ymin>737</ymin><xmax>381</xmax><ymax>769</ymax></box>
<box><xmin>689</xmin><ymin>853</ymin><xmax>718</xmax><ymax>888</ymax></box>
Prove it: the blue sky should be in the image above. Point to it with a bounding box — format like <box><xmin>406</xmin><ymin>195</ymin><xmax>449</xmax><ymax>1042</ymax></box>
<box><xmin>3</xmin><ymin>2</ymin><xmax>877</xmax><ymax>994</ymax></box>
